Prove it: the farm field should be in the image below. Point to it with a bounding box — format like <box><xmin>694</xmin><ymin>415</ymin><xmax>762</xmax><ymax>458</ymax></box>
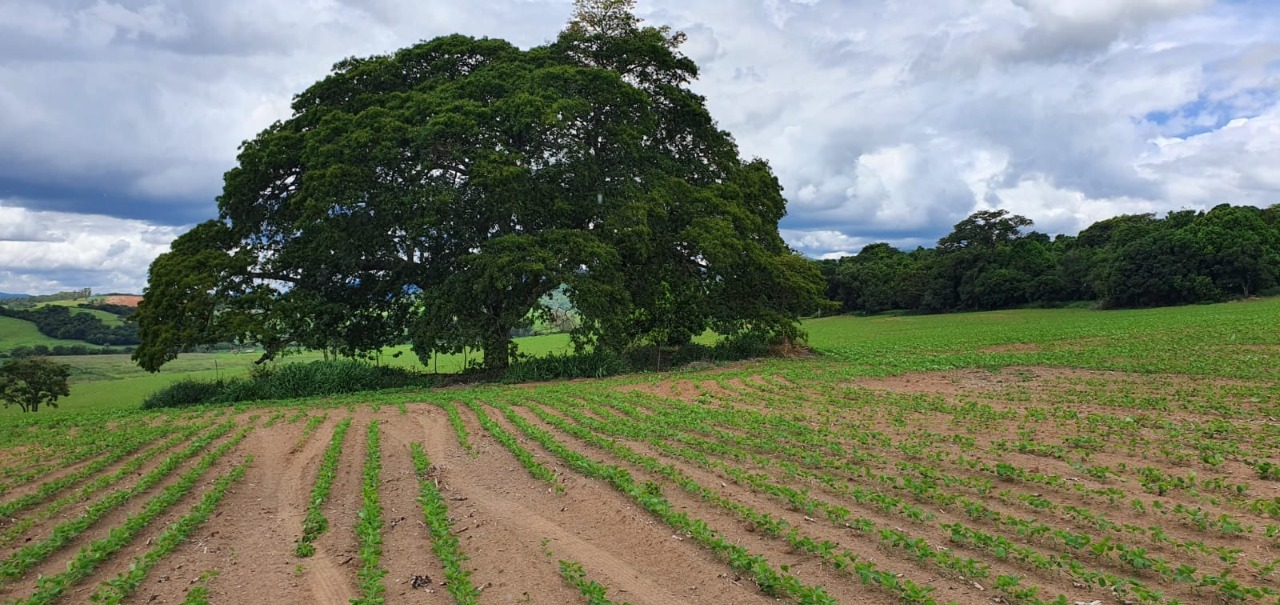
<box><xmin>0</xmin><ymin>300</ymin><xmax>1276</xmax><ymax>604</ymax></box>
<box><xmin>36</xmin><ymin>301</ymin><xmax>125</xmax><ymax>327</ymax></box>
<box><xmin>2</xmin><ymin>332</ymin><xmax>578</xmax><ymax>416</ymax></box>
<box><xmin>0</xmin><ymin>317</ymin><xmax>96</xmax><ymax>352</ymax></box>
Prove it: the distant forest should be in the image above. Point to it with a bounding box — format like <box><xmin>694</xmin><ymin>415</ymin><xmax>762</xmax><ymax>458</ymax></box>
<box><xmin>0</xmin><ymin>303</ymin><xmax>139</xmax><ymax>348</ymax></box>
<box><xmin>816</xmin><ymin>204</ymin><xmax>1280</xmax><ymax>314</ymax></box>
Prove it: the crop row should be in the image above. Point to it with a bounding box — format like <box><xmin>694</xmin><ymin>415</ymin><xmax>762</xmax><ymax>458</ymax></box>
<box><xmin>542</xmin><ymin>387</ymin><xmax>1275</xmax><ymax>604</ymax></box>
<box><xmin>0</xmin><ymin>421</ymin><xmax>242</xmax><ymax>582</ymax></box>
<box><xmin>296</xmin><ymin>417</ymin><xmax>352</xmax><ymax>556</ymax></box>
<box><xmin>351</xmin><ymin>420</ymin><xmax>387</xmax><ymax>605</ymax></box>
<box><xmin>410</xmin><ymin>443</ymin><xmax>477</xmax><ymax>604</ymax></box>
<box><xmin>468</xmin><ymin>398</ymin><xmax>842</xmax><ymax>604</ymax></box>
<box><xmin>88</xmin><ymin>456</ymin><xmax>252</xmax><ymax>604</ymax></box>
<box><xmin>15</xmin><ymin>424</ymin><xmax>252</xmax><ymax>603</ymax></box>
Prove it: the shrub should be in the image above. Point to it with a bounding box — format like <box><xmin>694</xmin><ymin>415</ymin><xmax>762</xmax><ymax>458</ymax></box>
<box><xmin>503</xmin><ymin>329</ymin><xmax>788</xmax><ymax>383</ymax></box>
<box><xmin>503</xmin><ymin>349</ymin><xmax>628</xmax><ymax>383</ymax></box>
<box><xmin>141</xmin><ymin>360</ymin><xmax>433</xmax><ymax>409</ymax></box>
<box><xmin>140</xmin><ymin>378</ymin><xmax>228</xmax><ymax>410</ymax></box>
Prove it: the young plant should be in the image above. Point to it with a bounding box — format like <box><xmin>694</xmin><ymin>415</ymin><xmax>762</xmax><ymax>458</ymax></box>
<box><xmin>410</xmin><ymin>443</ymin><xmax>478</xmax><ymax>604</ymax></box>
<box><xmin>296</xmin><ymin>417</ymin><xmax>352</xmax><ymax>557</ymax></box>
<box><xmin>90</xmin><ymin>458</ymin><xmax>253</xmax><ymax>604</ymax></box>
<box><xmin>351</xmin><ymin>420</ymin><xmax>387</xmax><ymax>605</ymax></box>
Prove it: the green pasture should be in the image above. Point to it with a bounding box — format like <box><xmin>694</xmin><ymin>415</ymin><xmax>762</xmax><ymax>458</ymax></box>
<box><xmin>4</xmin><ymin>332</ymin><xmax>575</xmax><ymax>415</ymax></box>
<box><xmin>0</xmin><ymin>316</ymin><xmax>98</xmax><ymax>351</ymax></box>
<box><xmin>30</xmin><ymin>300</ymin><xmax>126</xmax><ymax>327</ymax></box>
<box><xmin>5</xmin><ymin>298</ymin><xmax>1279</xmax><ymax>416</ymax></box>
<box><xmin>802</xmin><ymin>297</ymin><xmax>1280</xmax><ymax>380</ymax></box>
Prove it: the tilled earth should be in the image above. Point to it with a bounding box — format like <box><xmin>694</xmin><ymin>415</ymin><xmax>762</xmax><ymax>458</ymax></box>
<box><xmin>1</xmin><ymin>365</ymin><xmax>1278</xmax><ymax>604</ymax></box>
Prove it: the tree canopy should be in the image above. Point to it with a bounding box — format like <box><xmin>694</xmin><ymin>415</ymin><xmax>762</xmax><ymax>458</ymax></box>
<box><xmin>0</xmin><ymin>358</ymin><xmax>71</xmax><ymax>413</ymax></box>
<box><xmin>818</xmin><ymin>203</ymin><xmax>1280</xmax><ymax>315</ymax></box>
<box><xmin>134</xmin><ymin>2</ymin><xmax>823</xmax><ymax>372</ymax></box>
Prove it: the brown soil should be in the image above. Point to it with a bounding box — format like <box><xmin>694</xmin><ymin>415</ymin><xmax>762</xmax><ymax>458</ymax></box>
<box><xmin>101</xmin><ymin>295</ymin><xmax>143</xmax><ymax>307</ymax></box>
<box><xmin>5</xmin><ymin>364</ymin><xmax>1280</xmax><ymax>604</ymax></box>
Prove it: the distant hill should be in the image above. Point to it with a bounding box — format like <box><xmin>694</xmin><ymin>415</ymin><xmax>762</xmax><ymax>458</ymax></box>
<box><xmin>0</xmin><ymin>316</ymin><xmax>100</xmax><ymax>351</ymax></box>
<box><xmin>0</xmin><ymin>292</ymin><xmax>29</xmax><ymax>300</ymax></box>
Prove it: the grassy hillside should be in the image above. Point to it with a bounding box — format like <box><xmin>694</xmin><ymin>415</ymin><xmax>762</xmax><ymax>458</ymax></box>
<box><xmin>37</xmin><ymin>300</ymin><xmax>126</xmax><ymax>326</ymax></box>
<box><xmin>0</xmin><ymin>316</ymin><xmax>100</xmax><ymax>352</ymax></box>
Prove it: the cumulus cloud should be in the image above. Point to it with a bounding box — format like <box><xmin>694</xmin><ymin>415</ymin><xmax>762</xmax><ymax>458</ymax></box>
<box><xmin>0</xmin><ymin>201</ymin><xmax>182</xmax><ymax>293</ymax></box>
<box><xmin>669</xmin><ymin>0</ymin><xmax>1280</xmax><ymax>253</ymax></box>
<box><xmin>1</xmin><ymin>0</ymin><xmax>1279</xmax><ymax>293</ymax></box>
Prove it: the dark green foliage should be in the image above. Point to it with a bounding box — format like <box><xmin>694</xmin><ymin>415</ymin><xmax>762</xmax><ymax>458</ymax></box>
<box><xmin>140</xmin><ymin>360</ymin><xmax>432</xmax><ymax>409</ymax></box>
<box><xmin>3</xmin><ymin>344</ymin><xmax>134</xmax><ymax>358</ymax></box>
<box><xmin>134</xmin><ymin>2</ymin><xmax>823</xmax><ymax>374</ymax></box>
<box><xmin>79</xmin><ymin>303</ymin><xmax>136</xmax><ymax>318</ymax></box>
<box><xmin>138</xmin><ymin>379</ymin><xmax>224</xmax><ymax>410</ymax></box>
<box><xmin>503</xmin><ymin>349</ymin><xmax>629</xmax><ymax>383</ymax></box>
<box><xmin>502</xmin><ymin>331</ymin><xmax>775</xmax><ymax>383</ymax></box>
<box><xmin>819</xmin><ymin>204</ymin><xmax>1280</xmax><ymax>315</ymax></box>
<box><xmin>0</xmin><ymin>358</ymin><xmax>71</xmax><ymax>412</ymax></box>
<box><xmin>0</xmin><ymin>306</ymin><xmax>138</xmax><ymax>346</ymax></box>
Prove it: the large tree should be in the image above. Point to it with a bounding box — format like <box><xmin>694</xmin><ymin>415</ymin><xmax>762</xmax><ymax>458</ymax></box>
<box><xmin>134</xmin><ymin>4</ymin><xmax>822</xmax><ymax>371</ymax></box>
<box><xmin>0</xmin><ymin>358</ymin><xmax>71</xmax><ymax>413</ymax></box>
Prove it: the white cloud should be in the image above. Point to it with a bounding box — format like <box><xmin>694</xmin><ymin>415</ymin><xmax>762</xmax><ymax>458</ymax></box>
<box><xmin>0</xmin><ymin>201</ymin><xmax>181</xmax><ymax>293</ymax></box>
<box><xmin>0</xmin><ymin>0</ymin><xmax>1278</xmax><ymax>284</ymax></box>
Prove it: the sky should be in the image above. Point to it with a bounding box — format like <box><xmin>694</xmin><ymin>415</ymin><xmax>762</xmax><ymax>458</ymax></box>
<box><xmin>1</xmin><ymin>0</ymin><xmax>1279</xmax><ymax>294</ymax></box>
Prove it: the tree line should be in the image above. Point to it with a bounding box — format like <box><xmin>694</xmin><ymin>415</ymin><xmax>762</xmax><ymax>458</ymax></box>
<box><xmin>817</xmin><ymin>204</ymin><xmax>1280</xmax><ymax>315</ymax></box>
<box><xmin>0</xmin><ymin>305</ymin><xmax>140</xmax><ymax>346</ymax></box>
<box><xmin>0</xmin><ymin>289</ymin><xmax>92</xmax><ymax>306</ymax></box>
<box><xmin>2</xmin><ymin>345</ymin><xmax>136</xmax><ymax>359</ymax></box>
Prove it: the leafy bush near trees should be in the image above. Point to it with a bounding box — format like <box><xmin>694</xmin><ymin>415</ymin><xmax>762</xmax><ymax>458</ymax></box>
<box><xmin>454</xmin><ymin>329</ymin><xmax>777</xmax><ymax>384</ymax></box>
<box><xmin>140</xmin><ymin>360</ymin><xmax>434</xmax><ymax>409</ymax></box>
<box><xmin>818</xmin><ymin>203</ymin><xmax>1280</xmax><ymax>315</ymax></box>
<box><xmin>144</xmin><ymin>333</ymin><xmax>776</xmax><ymax>409</ymax></box>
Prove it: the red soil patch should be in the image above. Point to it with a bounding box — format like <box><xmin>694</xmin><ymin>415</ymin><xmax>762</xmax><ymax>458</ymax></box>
<box><xmin>101</xmin><ymin>295</ymin><xmax>142</xmax><ymax>307</ymax></box>
<box><xmin>6</xmin><ymin>363</ymin><xmax>1280</xmax><ymax>605</ymax></box>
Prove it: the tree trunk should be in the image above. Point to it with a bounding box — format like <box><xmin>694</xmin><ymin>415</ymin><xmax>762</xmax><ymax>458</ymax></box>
<box><xmin>483</xmin><ymin>334</ymin><xmax>511</xmax><ymax>370</ymax></box>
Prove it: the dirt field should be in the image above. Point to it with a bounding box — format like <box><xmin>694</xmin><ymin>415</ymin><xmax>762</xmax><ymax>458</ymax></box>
<box><xmin>1</xmin><ymin>362</ymin><xmax>1278</xmax><ymax>604</ymax></box>
<box><xmin>100</xmin><ymin>295</ymin><xmax>143</xmax><ymax>307</ymax></box>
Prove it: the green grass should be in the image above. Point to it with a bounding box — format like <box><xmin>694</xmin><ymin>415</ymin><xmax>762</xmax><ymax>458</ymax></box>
<box><xmin>802</xmin><ymin>297</ymin><xmax>1280</xmax><ymax>380</ymax></box>
<box><xmin>0</xmin><ymin>332</ymin><xmax>575</xmax><ymax>416</ymax></box>
<box><xmin>0</xmin><ymin>317</ymin><xmax>96</xmax><ymax>352</ymax></box>
<box><xmin>9</xmin><ymin>298</ymin><xmax>1278</xmax><ymax>416</ymax></box>
<box><xmin>69</xmin><ymin>307</ymin><xmax>124</xmax><ymax>327</ymax></box>
<box><xmin>36</xmin><ymin>301</ymin><xmax>125</xmax><ymax>327</ymax></box>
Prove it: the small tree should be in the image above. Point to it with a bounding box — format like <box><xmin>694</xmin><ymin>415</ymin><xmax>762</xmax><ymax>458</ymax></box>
<box><xmin>0</xmin><ymin>358</ymin><xmax>71</xmax><ymax>413</ymax></box>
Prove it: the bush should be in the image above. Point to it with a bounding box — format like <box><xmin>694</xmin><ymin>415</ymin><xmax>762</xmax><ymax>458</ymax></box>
<box><xmin>503</xmin><ymin>349</ymin><xmax>628</xmax><ymax>383</ymax></box>
<box><xmin>503</xmin><ymin>329</ymin><xmax>788</xmax><ymax>384</ymax></box>
<box><xmin>141</xmin><ymin>360</ymin><xmax>433</xmax><ymax>409</ymax></box>
<box><xmin>140</xmin><ymin>378</ymin><xmax>228</xmax><ymax>410</ymax></box>
<box><xmin>143</xmin><ymin>332</ymin><xmax>797</xmax><ymax>408</ymax></box>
